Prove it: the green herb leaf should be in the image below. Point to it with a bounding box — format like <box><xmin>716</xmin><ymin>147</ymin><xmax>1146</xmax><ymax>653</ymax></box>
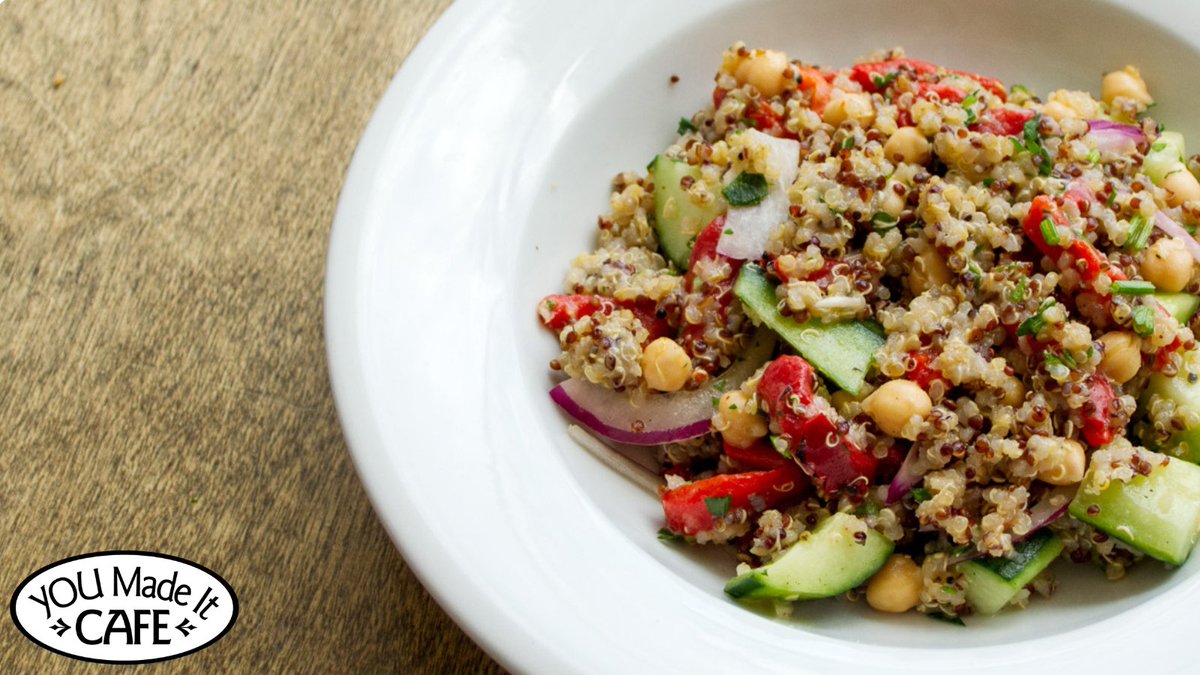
<box><xmin>927</xmin><ymin>612</ymin><xmax>966</xmax><ymax>626</ymax></box>
<box><xmin>871</xmin><ymin>211</ymin><xmax>898</xmax><ymax>231</ymax></box>
<box><xmin>1044</xmin><ymin>350</ymin><xmax>1077</xmax><ymax>370</ymax></box>
<box><xmin>713</xmin><ymin>380</ymin><xmax>727</xmax><ymax>392</ymax></box>
<box><xmin>724</xmin><ymin>228</ymin><xmax>734</xmax><ymax>235</ymax></box>
<box><xmin>873</xmin><ymin>71</ymin><xmax>899</xmax><ymax>89</ymax></box>
<box><xmin>740</xmin><ymin>116</ymin><xmax>759</xmax><ymax>129</ymax></box>
<box><xmin>657</xmin><ymin>528</ymin><xmax>683</xmax><ymax>541</ymax></box>
<box><xmin>1086</xmin><ymin>149</ymin><xmax>1101</xmax><ymax>165</ymax></box>
<box><xmin>1017</xmin><ymin>114</ymin><xmax>1053</xmax><ymax>176</ymax></box>
<box><xmin>962</xmin><ymin>90</ymin><xmax>980</xmax><ymax>125</ymax></box>
<box><xmin>722</xmin><ymin>172</ymin><xmax>769</xmax><ymax>206</ymax></box>
<box><xmin>982</xmin><ymin>177</ymin><xmax>996</xmax><ymax>187</ymax></box>
<box><xmin>1010</xmin><ymin>84</ymin><xmax>1031</xmax><ymax>97</ymax></box>
<box><xmin>677</xmin><ymin>117</ymin><xmax>698</xmax><ymax>135</ymax></box>
<box><xmin>1017</xmin><ymin>299</ymin><xmax>1055</xmax><ymax>338</ymax></box>
<box><xmin>858</xmin><ymin>501</ymin><xmax>880</xmax><ymax>516</ymax></box>
<box><xmin>704</xmin><ymin>495</ymin><xmax>732</xmax><ymax>518</ymax></box>
<box><xmin>1111</xmin><ymin>279</ymin><xmax>1155</xmax><ymax>295</ymax></box>
<box><xmin>1125</xmin><ymin>214</ymin><xmax>1152</xmax><ymax>252</ymax></box>
<box><xmin>1009</xmin><ymin>277</ymin><xmax>1028</xmax><ymax>302</ymax></box>
<box><xmin>911</xmin><ymin>487</ymin><xmax>932</xmax><ymax>503</ymax></box>
<box><xmin>1040</xmin><ymin>216</ymin><xmax>1061</xmax><ymax>246</ymax></box>
<box><xmin>1133</xmin><ymin>304</ymin><xmax>1156</xmax><ymax>337</ymax></box>
<box><xmin>842</xmin><ymin>137</ymin><xmax>856</xmax><ymax>151</ymax></box>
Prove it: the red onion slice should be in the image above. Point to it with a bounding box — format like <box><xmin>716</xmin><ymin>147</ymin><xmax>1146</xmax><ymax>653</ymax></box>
<box><xmin>550</xmin><ymin>329</ymin><xmax>776</xmax><ymax>445</ymax></box>
<box><xmin>1086</xmin><ymin>119</ymin><xmax>1144</xmax><ymax>155</ymax></box>
<box><xmin>947</xmin><ymin>485</ymin><xmax>1076</xmax><ymax>565</ymax></box>
<box><xmin>1154</xmin><ymin>211</ymin><xmax>1200</xmax><ymax>265</ymax></box>
<box><xmin>886</xmin><ymin>445</ymin><xmax>926</xmax><ymax>504</ymax></box>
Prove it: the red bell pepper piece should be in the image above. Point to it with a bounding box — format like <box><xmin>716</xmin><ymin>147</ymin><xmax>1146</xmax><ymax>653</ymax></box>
<box><xmin>851</xmin><ymin>59</ymin><xmax>1007</xmax><ymax>100</ymax></box>
<box><xmin>758</xmin><ymin>356</ymin><xmax>878</xmax><ymax>495</ymax></box>
<box><xmin>975</xmin><ymin>107</ymin><xmax>1034</xmax><ymax>136</ymax></box>
<box><xmin>1081</xmin><ymin>374</ymin><xmax>1117</xmax><ymax>448</ymax></box>
<box><xmin>661</xmin><ymin>466</ymin><xmax>808</xmax><ymax>536</ymax></box>
<box><xmin>906</xmin><ymin>350</ymin><xmax>948</xmax><ymax>390</ymax></box>
<box><xmin>795</xmin><ymin>66</ymin><xmax>831</xmax><ymax>114</ymax></box>
<box><xmin>723</xmin><ymin>439</ymin><xmax>793</xmax><ymax>470</ymax></box>
<box><xmin>742</xmin><ymin>99</ymin><xmax>797</xmax><ymax>139</ymax></box>
<box><xmin>537</xmin><ymin>295</ymin><xmax>670</xmax><ymax>342</ymax></box>
<box><xmin>1022</xmin><ymin>195</ymin><xmax>1125</xmax><ymax>285</ymax></box>
<box><xmin>537</xmin><ymin>295</ymin><xmax>613</xmax><ymax>332</ymax></box>
<box><xmin>678</xmin><ymin>216</ymin><xmax>744</xmax><ymax>370</ymax></box>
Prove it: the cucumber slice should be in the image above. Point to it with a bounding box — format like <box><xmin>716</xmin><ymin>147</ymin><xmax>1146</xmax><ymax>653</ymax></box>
<box><xmin>733</xmin><ymin>264</ymin><xmax>884</xmax><ymax>395</ymax></box>
<box><xmin>725</xmin><ymin>512</ymin><xmax>893</xmax><ymax>601</ymax></box>
<box><xmin>1155</xmin><ymin>292</ymin><xmax>1200</xmax><ymax>324</ymax></box>
<box><xmin>959</xmin><ymin>531</ymin><xmax>1064</xmax><ymax>615</ymax></box>
<box><xmin>651</xmin><ymin>155</ymin><xmax>725</xmax><ymax>269</ymax></box>
<box><xmin>1069</xmin><ymin>450</ymin><xmax>1200</xmax><ymax>565</ymax></box>
<box><xmin>1145</xmin><ymin>131</ymin><xmax>1186</xmax><ymax>186</ymax></box>
<box><xmin>1142</xmin><ymin>350</ymin><xmax>1200</xmax><ymax>464</ymax></box>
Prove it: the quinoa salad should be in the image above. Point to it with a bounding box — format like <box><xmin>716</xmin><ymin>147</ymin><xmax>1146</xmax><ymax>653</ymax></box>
<box><xmin>537</xmin><ymin>44</ymin><xmax>1200</xmax><ymax>620</ymax></box>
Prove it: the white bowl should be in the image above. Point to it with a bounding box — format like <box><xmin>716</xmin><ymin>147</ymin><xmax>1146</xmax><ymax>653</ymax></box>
<box><xmin>326</xmin><ymin>1</ymin><xmax>1200</xmax><ymax>672</ymax></box>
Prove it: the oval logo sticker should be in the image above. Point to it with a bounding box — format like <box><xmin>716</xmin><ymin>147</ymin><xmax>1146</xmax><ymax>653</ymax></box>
<box><xmin>10</xmin><ymin>551</ymin><xmax>238</xmax><ymax>664</ymax></box>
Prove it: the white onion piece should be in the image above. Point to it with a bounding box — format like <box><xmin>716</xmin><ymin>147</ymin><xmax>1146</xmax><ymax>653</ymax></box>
<box><xmin>1086</xmin><ymin>119</ymin><xmax>1144</xmax><ymax>155</ymax></box>
<box><xmin>1154</xmin><ymin>211</ymin><xmax>1200</xmax><ymax>265</ymax></box>
<box><xmin>549</xmin><ymin>329</ymin><xmax>775</xmax><ymax>445</ymax></box>
<box><xmin>717</xmin><ymin>129</ymin><xmax>800</xmax><ymax>260</ymax></box>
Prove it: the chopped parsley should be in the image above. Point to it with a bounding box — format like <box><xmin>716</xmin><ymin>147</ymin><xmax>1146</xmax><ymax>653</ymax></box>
<box><xmin>722</xmin><ymin>172</ymin><xmax>769</xmax><ymax>206</ymax></box>
<box><xmin>713</xmin><ymin>380</ymin><xmax>727</xmax><ymax>392</ymax></box>
<box><xmin>1125</xmin><ymin>213</ymin><xmax>1152</xmax><ymax>252</ymax></box>
<box><xmin>657</xmin><ymin>528</ymin><xmax>683</xmax><ymax>542</ymax></box>
<box><xmin>982</xmin><ymin>177</ymin><xmax>997</xmax><ymax>187</ymax></box>
<box><xmin>1017</xmin><ymin>299</ymin><xmax>1056</xmax><ymax>338</ymax></box>
<box><xmin>1132</xmin><ymin>304</ymin><xmax>1156</xmax><ymax>337</ymax></box>
<box><xmin>724</xmin><ymin>228</ymin><xmax>734</xmax><ymax>235</ymax></box>
<box><xmin>740</xmin><ymin>116</ymin><xmax>759</xmax><ymax>129</ymax></box>
<box><xmin>842</xmin><ymin>137</ymin><xmax>856</xmax><ymax>151</ymax></box>
<box><xmin>1040</xmin><ymin>216</ymin><xmax>1061</xmax><ymax>246</ymax></box>
<box><xmin>911</xmin><ymin>487</ymin><xmax>932</xmax><ymax>503</ymax></box>
<box><xmin>677</xmin><ymin>117</ymin><xmax>698</xmax><ymax>135</ymax></box>
<box><xmin>704</xmin><ymin>495</ymin><xmax>732</xmax><ymax>518</ymax></box>
<box><xmin>1111</xmin><ymin>279</ymin><xmax>1155</xmax><ymax>295</ymax></box>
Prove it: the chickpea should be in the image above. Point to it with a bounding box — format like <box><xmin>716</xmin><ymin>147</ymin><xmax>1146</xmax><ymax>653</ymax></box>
<box><xmin>866</xmin><ymin>554</ymin><xmax>923</xmax><ymax>613</ymax></box>
<box><xmin>1101</xmin><ymin>66</ymin><xmax>1153</xmax><ymax>106</ymax></box>
<box><xmin>907</xmin><ymin>246</ymin><xmax>952</xmax><ymax>295</ymax></box>
<box><xmin>1141</xmin><ymin>237</ymin><xmax>1195</xmax><ymax>293</ymax></box>
<box><xmin>1041</xmin><ymin>100</ymin><xmax>1076</xmax><ymax>123</ymax></box>
<box><xmin>640</xmin><ymin>338</ymin><xmax>693</xmax><ymax>392</ymax></box>
<box><xmin>1001</xmin><ymin>375</ymin><xmax>1026</xmax><ymax>407</ymax></box>
<box><xmin>732</xmin><ymin>49</ymin><xmax>790</xmax><ymax>98</ymax></box>
<box><xmin>1098</xmin><ymin>331</ymin><xmax>1142</xmax><ymax>384</ymax></box>
<box><xmin>878</xmin><ymin>181</ymin><xmax>905</xmax><ymax>218</ymax></box>
<box><xmin>882</xmin><ymin>127</ymin><xmax>931</xmax><ymax>165</ymax></box>
<box><xmin>1032</xmin><ymin>436</ymin><xmax>1087</xmax><ymax>486</ymax></box>
<box><xmin>714</xmin><ymin>390</ymin><xmax>768</xmax><ymax>449</ymax></box>
<box><xmin>862</xmin><ymin>379</ymin><xmax>932</xmax><ymax>440</ymax></box>
<box><xmin>1162</xmin><ymin>163</ymin><xmax>1200</xmax><ymax>207</ymax></box>
<box><xmin>823</xmin><ymin>91</ymin><xmax>875</xmax><ymax>128</ymax></box>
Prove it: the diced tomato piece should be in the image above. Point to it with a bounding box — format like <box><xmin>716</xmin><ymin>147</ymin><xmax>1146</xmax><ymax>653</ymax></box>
<box><xmin>621</xmin><ymin>298</ymin><xmax>672</xmax><ymax>342</ymax></box>
<box><xmin>679</xmin><ymin>216</ymin><xmax>744</xmax><ymax>370</ymax></box>
<box><xmin>742</xmin><ymin>100</ymin><xmax>797</xmax><ymax>139</ymax></box>
<box><xmin>975</xmin><ymin>107</ymin><xmax>1034</xmax><ymax>136</ymax></box>
<box><xmin>1081</xmin><ymin>374</ymin><xmax>1116</xmax><ymax>448</ymax></box>
<box><xmin>852</xmin><ymin>59</ymin><xmax>1006</xmax><ymax>100</ymax></box>
<box><xmin>914</xmin><ymin>80</ymin><xmax>966</xmax><ymax>104</ymax></box>
<box><xmin>906</xmin><ymin>350</ymin><xmax>947</xmax><ymax>390</ymax></box>
<box><xmin>537</xmin><ymin>295</ymin><xmax>613</xmax><ymax>332</ymax></box>
<box><xmin>795</xmin><ymin>66</ymin><xmax>831</xmax><ymax>114</ymax></box>
<box><xmin>1023</xmin><ymin>195</ymin><xmax>1125</xmax><ymax>285</ymax></box>
<box><xmin>661</xmin><ymin>466</ymin><xmax>808</xmax><ymax>536</ymax></box>
<box><xmin>723</xmin><ymin>439</ymin><xmax>792</xmax><ymax>470</ymax></box>
<box><xmin>713</xmin><ymin>86</ymin><xmax>728</xmax><ymax>109</ymax></box>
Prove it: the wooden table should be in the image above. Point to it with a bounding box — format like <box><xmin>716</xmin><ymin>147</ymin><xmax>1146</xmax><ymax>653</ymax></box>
<box><xmin>0</xmin><ymin>2</ymin><xmax>503</xmax><ymax>671</ymax></box>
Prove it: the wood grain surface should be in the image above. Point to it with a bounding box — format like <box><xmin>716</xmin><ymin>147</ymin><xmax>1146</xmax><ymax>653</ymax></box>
<box><xmin>0</xmin><ymin>1</ymin><xmax>505</xmax><ymax>672</ymax></box>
